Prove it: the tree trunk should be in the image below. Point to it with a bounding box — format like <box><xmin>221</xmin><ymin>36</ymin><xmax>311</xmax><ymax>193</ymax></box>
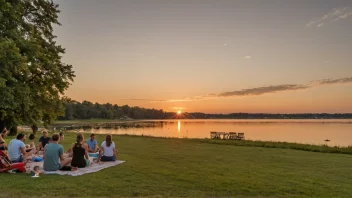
<box><xmin>31</xmin><ymin>124</ymin><xmax>38</xmax><ymax>135</ymax></box>
<box><xmin>0</xmin><ymin>120</ymin><xmax>5</xmax><ymax>132</ymax></box>
<box><xmin>8</xmin><ymin>126</ymin><xmax>18</xmax><ymax>136</ymax></box>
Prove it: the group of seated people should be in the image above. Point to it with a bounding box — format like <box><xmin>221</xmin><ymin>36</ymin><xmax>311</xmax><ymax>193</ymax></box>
<box><xmin>0</xmin><ymin>128</ymin><xmax>118</xmax><ymax>172</ymax></box>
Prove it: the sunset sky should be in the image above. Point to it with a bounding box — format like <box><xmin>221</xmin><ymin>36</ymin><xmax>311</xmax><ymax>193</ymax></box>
<box><xmin>54</xmin><ymin>0</ymin><xmax>352</xmax><ymax>113</ymax></box>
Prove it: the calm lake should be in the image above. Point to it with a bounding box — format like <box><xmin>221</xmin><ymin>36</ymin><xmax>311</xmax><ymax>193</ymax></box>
<box><xmin>65</xmin><ymin>119</ymin><xmax>352</xmax><ymax>146</ymax></box>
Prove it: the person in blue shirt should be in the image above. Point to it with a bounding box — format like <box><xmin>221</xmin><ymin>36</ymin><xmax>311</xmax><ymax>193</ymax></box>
<box><xmin>86</xmin><ymin>134</ymin><xmax>98</xmax><ymax>153</ymax></box>
<box><xmin>38</xmin><ymin>130</ymin><xmax>50</xmax><ymax>151</ymax></box>
<box><xmin>8</xmin><ymin>133</ymin><xmax>34</xmax><ymax>163</ymax></box>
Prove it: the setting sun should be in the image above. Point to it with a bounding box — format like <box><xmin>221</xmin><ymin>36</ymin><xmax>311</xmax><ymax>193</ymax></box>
<box><xmin>177</xmin><ymin>110</ymin><xmax>182</xmax><ymax>115</ymax></box>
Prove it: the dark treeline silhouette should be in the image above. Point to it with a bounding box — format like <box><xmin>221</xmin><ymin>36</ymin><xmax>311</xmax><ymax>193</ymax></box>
<box><xmin>58</xmin><ymin>100</ymin><xmax>352</xmax><ymax>120</ymax></box>
<box><xmin>58</xmin><ymin>100</ymin><xmax>175</xmax><ymax>120</ymax></box>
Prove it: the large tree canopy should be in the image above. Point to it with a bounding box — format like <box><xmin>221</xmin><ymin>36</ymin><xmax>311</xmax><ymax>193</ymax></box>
<box><xmin>0</xmin><ymin>0</ymin><xmax>75</xmax><ymax>131</ymax></box>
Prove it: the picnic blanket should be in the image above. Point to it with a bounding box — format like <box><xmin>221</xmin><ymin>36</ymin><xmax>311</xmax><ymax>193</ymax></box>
<box><xmin>26</xmin><ymin>158</ymin><xmax>125</xmax><ymax>176</ymax></box>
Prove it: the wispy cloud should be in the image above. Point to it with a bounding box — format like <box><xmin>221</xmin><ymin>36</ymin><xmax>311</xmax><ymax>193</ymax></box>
<box><xmin>218</xmin><ymin>84</ymin><xmax>309</xmax><ymax>97</ymax></box>
<box><xmin>121</xmin><ymin>77</ymin><xmax>352</xmax><ymax>103</ymax></box>
<box><xmin>166</xmin><ymin>77</ymin><xmax>352</xmax><ymax>102</ymax></box>
<box><xmin>317</xmin><ymin>23</ymin><xmax>324</xmax><ymax>27</ymax></box>
<box><xmin>306</xmin><ymin>7</ymin><xmax>352</xmax><ymax>27</ymax></box>
<box><xmin>244</xmin><ymin>56</ymin><xmax>252</xmax><ymax>60</ymax></box>
<box><xmin>336</xmin><ymin>11</ymin><xmax>352</xmax><ymax>21</ymax></box>
<box><xmin>310</xmin><ymin>77</ymin><xmax>352</xmax><ymax>85</ymax></box>
<box><xmin>172</xmin><ymin>107</ymin><xmax>186</xmax><ymax>110</ymax></box>
<box><xmin>167</xmin><ymin>99</ymin><xmax>194</xmax><ymax>102</ymax></box>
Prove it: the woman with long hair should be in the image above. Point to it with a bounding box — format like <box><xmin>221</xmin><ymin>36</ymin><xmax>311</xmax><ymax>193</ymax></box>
<box><xmin>97</xmin><ymin>134</ymin><xmax>117</xmax><ymax>162</ymax></box>
<box><xmin>70</xmin><ymin>134</ymin><xmax>90</xmax><ymax>168</ymax></box>
<box><xmin>0</xmin><ymin>128</ymin><xmax>8</xmax><ymax>151</ymax></box>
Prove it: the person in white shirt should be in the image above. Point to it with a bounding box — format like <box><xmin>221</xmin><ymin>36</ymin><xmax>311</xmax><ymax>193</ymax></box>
<box><xmin>97</xmin><ymin>134</ymin><xmax>118</xmax><ymax>162</ymax></box>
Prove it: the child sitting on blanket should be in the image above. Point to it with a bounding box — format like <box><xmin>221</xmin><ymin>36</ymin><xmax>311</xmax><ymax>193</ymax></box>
<box><xmin>31</xmin><ymin>166</ymin><xmax>40</xmax><ymax>177</ymax></box>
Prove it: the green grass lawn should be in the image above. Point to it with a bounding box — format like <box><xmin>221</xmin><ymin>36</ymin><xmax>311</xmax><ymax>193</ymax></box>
<box><xmin>1</xmin><ymin>133</ymin><xmax>352</xmax><ymax>198</ymax></box>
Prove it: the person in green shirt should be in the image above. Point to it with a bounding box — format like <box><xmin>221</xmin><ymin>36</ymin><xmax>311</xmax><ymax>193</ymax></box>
<box><xmin>43</xmin><ymin>134</ymin><xmax>77</xmax><ymax>171</ymax></box>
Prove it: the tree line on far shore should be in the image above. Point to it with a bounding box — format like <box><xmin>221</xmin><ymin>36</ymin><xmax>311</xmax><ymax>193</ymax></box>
<box><xmin>57</xmin><ymin>99</ymin><xmax>174</xmax><ymax>120</ymax></box>
<box><xmin>59</xmin><ymin>100</ymin><xmax>352</xmax><ymax>120</ymax></box>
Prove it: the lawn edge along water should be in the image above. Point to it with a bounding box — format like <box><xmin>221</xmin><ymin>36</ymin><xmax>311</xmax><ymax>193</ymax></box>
<box><xmin>7</xmin><ymin>131</ymin><xmax>352</xmax><ymax>156</ymax></box>
<box><xmin>66</xmin><ymin>132</ymin><xmax>352</xmax><ymax>156</ymax></box>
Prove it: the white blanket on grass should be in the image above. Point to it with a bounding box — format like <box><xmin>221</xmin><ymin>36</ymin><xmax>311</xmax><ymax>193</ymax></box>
<box><xmin>26</xmin><ymin>159</ymin><xmax>125</xmax><ymax>176</ymax></box>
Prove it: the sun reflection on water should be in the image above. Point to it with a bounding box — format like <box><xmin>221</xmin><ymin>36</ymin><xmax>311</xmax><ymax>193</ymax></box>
<box><xmin>177</xmin><ymin>120</ymin><xmax>181</xmax><ymax>133</ymax></box>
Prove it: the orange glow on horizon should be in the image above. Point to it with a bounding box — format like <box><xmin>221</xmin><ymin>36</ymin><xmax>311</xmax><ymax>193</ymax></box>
<box><xmin>65</xmin><ymin>84</ymin><xmax>352</xmax><ymax>114</ymax></box>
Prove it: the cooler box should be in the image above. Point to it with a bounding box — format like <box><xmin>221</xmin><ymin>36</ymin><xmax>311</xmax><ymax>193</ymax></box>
<box><xmin>88</xmin><ymin>153</ymin><xmax>99</xmax><ymax>159</ymax></box>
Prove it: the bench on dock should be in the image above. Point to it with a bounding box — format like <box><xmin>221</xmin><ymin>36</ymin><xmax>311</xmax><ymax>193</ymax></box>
<box><xmin>229</xmin><ymin>132</ymin><xmax>237</xmax><ymax>139</ymax></box>
<box><xmin>210</xmin><ymin>132</ymin><xmax>221</xmax><ymax>139</ymax></box>
<box><xmin>210</xmin><ymin>132</ymin><xmax>245</xmax><ymax>140</ymax></box>
<box><xmin>237</xmin><ymin>132</ymin><xmax>245</xmax><ymax>140</ymax></box>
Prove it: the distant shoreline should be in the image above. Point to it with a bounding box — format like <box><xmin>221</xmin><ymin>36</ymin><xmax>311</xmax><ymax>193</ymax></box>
<box><xmin>8</xmin><ymin>131</ymin><xmax>352</xmax><ymax>153</ymax></box>
<box><xmin>51</xmin><ymin>118</ymin><xmax>352</xmax><ymax>126</ymax></box>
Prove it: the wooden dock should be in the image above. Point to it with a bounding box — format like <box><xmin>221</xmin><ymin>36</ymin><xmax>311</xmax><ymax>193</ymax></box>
<box><xmin>210</xmin><ymin>132</ymin><xmax>245</xmax><ymax>140</ymax></box>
